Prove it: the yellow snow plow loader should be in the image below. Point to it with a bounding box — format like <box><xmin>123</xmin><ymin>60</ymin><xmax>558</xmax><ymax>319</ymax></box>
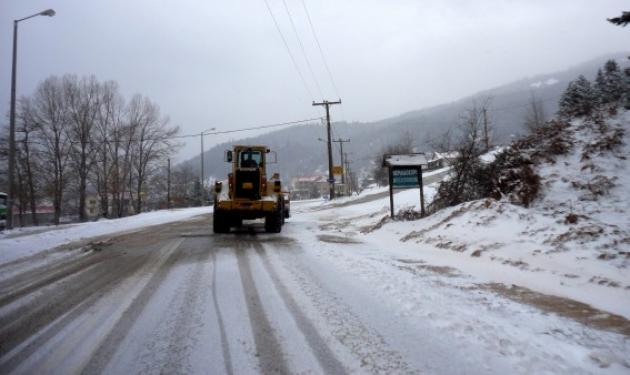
<box><xmin>213</xmin><ymin>145</ymin><xmax>288</xmax><ymax>233</ymax></box>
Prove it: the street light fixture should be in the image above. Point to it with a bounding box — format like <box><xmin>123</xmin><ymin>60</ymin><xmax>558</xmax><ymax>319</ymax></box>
<box><xmin>7</xmin><ymin>9</ymin><xmax>56</xmax><ymax>229</ymax></box>
<box><xmin>40</xmin><ymin>9</ymin><xmax>56</xmax><ymax>17</ymax></box>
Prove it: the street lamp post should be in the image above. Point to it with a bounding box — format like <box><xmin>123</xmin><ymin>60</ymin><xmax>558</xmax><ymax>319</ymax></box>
<box><xmin>7</xmin><ymin>9</ymin><xmax>55</xmax><ymax>229</ymax></box>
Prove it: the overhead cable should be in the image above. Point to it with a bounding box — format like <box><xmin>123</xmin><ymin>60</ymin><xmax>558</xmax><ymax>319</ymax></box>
<box><xmin>281</xmin><ymin>0</ymin><xmax>324</xmax><ymax>99</ymax></box>
<box><xmin>262</xmin><ymin>0</ymin><xmax>315</xmax><ymax>101</ymax></box>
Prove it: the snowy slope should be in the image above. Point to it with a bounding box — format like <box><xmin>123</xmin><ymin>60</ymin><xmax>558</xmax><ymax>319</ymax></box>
<box><xmin>300</xmin><ymin>110</ymin><xmax>630</xmax><ymax>319</ymax></box>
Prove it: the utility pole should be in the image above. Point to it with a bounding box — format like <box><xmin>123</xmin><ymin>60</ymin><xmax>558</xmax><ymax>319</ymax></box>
<box><xmin>344</xmin><ymin>153</ymin><xmax>353</xmax><ymax>194</ymax></box>
<box><xmin>332</xmin><ymin>138</ymin><xmax>350</xmax><ymax>185</ymax></box>
<box><xmin>482</xmin><ymin>107</ymin><xmax>490</xmax><ymax>152</ymax></box>
<box><xmin>200</xmin><ymin>132</ymin><xmax>204</xmax><ymax>205</ymax></box>
<box><xmin>167</xmin><ymin>158</ymin><xmax>171</xmax><ymax>209</ymax></box>
<box><xmin>312</xmin><ymin>99</ymin><xmax>341</xmax><ymax>199</ymax></box>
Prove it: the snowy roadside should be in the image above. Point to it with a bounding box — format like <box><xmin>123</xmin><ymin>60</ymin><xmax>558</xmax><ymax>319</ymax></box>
<box><xmin>293</xmin><ymin>111</ymin><xmax>630</xmax><ymax>320</ymax></box>
<box><xmin>289</xmin><ymin>186</ymin><xmax>630</xmax><ymax>373</ymax></box>
<box><xmin>0</xmin><ymin>206</ymin><xmax>213</xmax><ymax>265</ymax></box>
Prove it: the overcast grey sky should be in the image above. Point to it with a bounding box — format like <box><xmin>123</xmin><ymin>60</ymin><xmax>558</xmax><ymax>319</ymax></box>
<box><xmin>1</xmin><ymin>0</ymin><xmax>628</xmax><ymax>161</ymax></box>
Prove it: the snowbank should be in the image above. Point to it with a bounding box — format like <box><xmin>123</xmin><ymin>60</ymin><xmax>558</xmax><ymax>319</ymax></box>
<box><xmin>0</xmin><ymin>206</ymin><xmax>213</xmax><ymax>265</ymax></box>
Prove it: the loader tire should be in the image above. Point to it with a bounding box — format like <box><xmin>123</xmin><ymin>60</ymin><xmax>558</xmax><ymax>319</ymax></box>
<box><xmin>213</xmin><ymin>210</ymin><xmax>230</xmax><ymax>233</ymax></box>
<box><xmin>265</xmin><ymin>208</ymin><xmax>283</xmax><ymax>233</ymax></box>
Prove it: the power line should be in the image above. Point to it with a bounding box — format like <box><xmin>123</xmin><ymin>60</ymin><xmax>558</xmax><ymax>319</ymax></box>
<box><xmin>18</xmin><ymin>117</ymin><xmax>322</xmax><ymax>145</ymax></box>
<box><xmin>201</xmin><ymin>117</ymin><xmax>321</xmax><ymax>136</ymax></box>
<box><xmin>281</xmin><ymin>0</ymin><xmax>324</xmax><ymax>99</ymax></box>
<box><xmin>262</xmin><ymin>0</ymin><xmax>314</xmax><ymax>101</ymax></box>
<box><xmin>301</xmin><ymin>0</ymin><xmax>341</xmax><ymax>98</ymax></box>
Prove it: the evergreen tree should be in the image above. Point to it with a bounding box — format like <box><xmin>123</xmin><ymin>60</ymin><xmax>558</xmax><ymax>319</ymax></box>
<box><xmin>600</xmin><ymin>60</ymin><xmax>625</xmax><ymax>104</ymax></box>
<box><xmin>558</xmin><ymin>75</ymin><xmax>596</xmax><ymax>118</ymax></box>
<box><xmin>606</xmin><ymin>12</ymin><xmax>630</xmax><ymax>108</ymax></box>
<box><xmin>607</xmin><ymin>11</ymin><xmax>630</xmax><ymax>27</ymax></box>
<box><xmin>594</xmin><ymin>68</ymin><xmax>606</xmax><ymax>105</ymax></box>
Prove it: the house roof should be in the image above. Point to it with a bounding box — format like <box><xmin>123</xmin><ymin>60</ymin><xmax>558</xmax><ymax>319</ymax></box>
<box><xmin>383</xmin><ymin>153</ymin><xmax>428</xmax><ymax>167</ymax></box>
<box><xmin>292</xmin><ymin>175</ymin><xmax>327</xmax><ymax>183</ymax></box>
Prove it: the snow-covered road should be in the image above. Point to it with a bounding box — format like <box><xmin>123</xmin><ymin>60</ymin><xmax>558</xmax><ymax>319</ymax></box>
<box><xmin>0</xmin><ymin>194</ymin><xmax>628</xmax><ymax>374</ymax></box>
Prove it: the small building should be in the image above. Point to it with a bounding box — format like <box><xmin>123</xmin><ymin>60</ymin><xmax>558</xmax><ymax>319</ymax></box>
<box><xmin>426</xmin><ymin>151</ymin><xmax>459</xmax><ymax>170</ymax></box>
<box><xmin>85</xmin><ymin>192</ymin><xmax>141</xmax><ymax>219</ymax></box>
<box><xmin>290</xmin><ymin>175</ymin><xmax>329</xmax><ymax>200</ymax></box>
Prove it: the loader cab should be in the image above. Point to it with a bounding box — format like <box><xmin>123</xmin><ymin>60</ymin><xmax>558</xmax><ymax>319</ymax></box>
<box><xmin>228</xmin><ymin>147</ymin><xmax>268</xmax><ymax>200</ymax></box>
<box><xmin>239</xmin><ymin>149</ymin><xmax>262</xmax><ymax>169</ymax></box>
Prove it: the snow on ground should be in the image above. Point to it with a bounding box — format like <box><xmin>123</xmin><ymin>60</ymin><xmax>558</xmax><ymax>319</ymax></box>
<box><xmin>290</xmin><ymin>188</ymin><xmax>630</xmax><ymax>372</ymax></box>
<box><xmin>0</xmin><ymin>206</ymin><xmax>213</xmax><ymax>265</ymax></box>
<box><xmin>295</xmin><ymin>110</ymin><xmax>630</xmax><ymax>321</ymax></box>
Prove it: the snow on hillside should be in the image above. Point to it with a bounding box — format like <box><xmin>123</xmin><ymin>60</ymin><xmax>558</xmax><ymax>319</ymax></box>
<box><xmin>303</xmin><ymin>110</ymin><xmax>630</xmax><ymax>320</ymax></box>
<box><xmin>0</xmin><ymin>206</ymin><xmax>213</xmax><ymax>265</ymax></box>
<box><xmin>530</xmin><ymin>78</ymin><xmax>560</xmax><ymax>88</ymax></box>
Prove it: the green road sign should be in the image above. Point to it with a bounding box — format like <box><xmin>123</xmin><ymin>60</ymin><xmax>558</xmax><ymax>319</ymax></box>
<box><xmin>392</xmin><ymin>168</ymin><xmax>419</xmax><ymax>188</ymax></box>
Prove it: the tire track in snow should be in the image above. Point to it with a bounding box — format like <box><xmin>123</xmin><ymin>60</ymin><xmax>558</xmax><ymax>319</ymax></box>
<box><xmin>0</xmin><ymin>248</ymin><xmax>152</xmax><ymax>372</ymax></box>
<box><xmin>271</xmin><ymin>244</ymin><xmax>418</xmax><ymax>374</ymax></box>
<box><xmin>78</xmin><ymin>238</ymin><xmax>186</xmax><ymax>374</ymax></box>
<box><xmin>252</xmin><ymin>242</ymin><xmax>347</xmax><ymax>375</ymax></box>
<box><xmin>211</xmin><ymin>249</ymin><xmax>234</xmax><ymax>375</ymax></box>
<box><xmin>158</xmin><ymin>238</ymin><xmax>215</xmax><ymax>374</ymax></box>
<box><xmin>235</xmin><ymin>245</ymin><xmax>290</xmax><ymax>375</ymax></box>
<box><xmin>0</xmin><ymin>251</ymin><xmax>109</xmax><ymax>305</ymax></box>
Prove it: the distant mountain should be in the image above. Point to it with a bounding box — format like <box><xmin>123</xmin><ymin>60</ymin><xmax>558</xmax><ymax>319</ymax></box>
<box><xmin>185</xmin><ymin>52</ymin><xmax>629</xmax><ymax>185</ymax></box>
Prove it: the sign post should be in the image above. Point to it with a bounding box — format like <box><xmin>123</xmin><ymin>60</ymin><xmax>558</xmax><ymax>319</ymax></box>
<box><xmin>382</xmin><ymin>153</ymin><xmax>428</xmax><ymax>219</ymax></box>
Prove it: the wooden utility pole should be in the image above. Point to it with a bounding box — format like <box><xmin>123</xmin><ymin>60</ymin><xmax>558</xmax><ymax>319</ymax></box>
<box><xmin>313</xmin><ymin>99</ymin><xmax>341</xmax><ymax>199</ymax></box>
<box><xmin>200</xmin><ymin>132</ymin><xmax>204</xmax><ymax>205</ymax></box>
<box><xmin>482</xmin><ymin>108</ymin><xmax>490</xmax><ymax>152</ymax></box>
<box><xmin>167</xmin><ymin>158</ymin><xmax>171</xmax><ymax>209</ymax></box>
<box><xmin>344</xmin><ymin>153</ymin><xmax>352</xmax><ymax>194</ymax></box>
<box><xmin>333</xmin><ymin>138</ymin><xmax>350</xmax><ymax>184</ymax></box>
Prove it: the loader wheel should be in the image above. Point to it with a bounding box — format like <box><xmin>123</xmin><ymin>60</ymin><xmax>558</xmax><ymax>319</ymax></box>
<box><xmin>265</xmin><ymin>208</ymin><xmax>283</xmax><ymax>233</ymax></box>
<box><xmin>213</xmin><ymin>210</ymin><xmax>230</xmax><ymax>233</ymax></box>
<box><xmin>281</xmin><ymin>201</ymin><xmax>286</xmax><ymax>224</ymax></box>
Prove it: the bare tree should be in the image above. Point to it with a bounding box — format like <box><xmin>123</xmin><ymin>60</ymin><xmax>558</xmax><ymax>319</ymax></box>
<box><xmin>126</xmin><ymin>95</ymin><xmax>179</xmax><ymax>213</ymax></box>
<box><xmin>430</xmin><ymin>101</ymin><xmax>490</xmax><ymax>209</ymax></box>
<box><xmin>469</xmin><ymin>96</ymin><xmax>493</xmax><ymax>153</ymax></box>
<box><xmin>93</xmin><ymin>80</ymin><xmax>124</xmax><ymax>218</ymax></box>
<box><xmin>31</xmin><ymin>77</ymin><xmax>72</xmax><ymax>224</ymax></box>
<box><xmin>169</xmin><ymin>163</ymin><xmax>197</xmax><ymax>207</ymax></box>
<box><xmin>523</xmin><ymin>92</ymin><xmax>546</xmax><ymax>132</ymax></box>
<box><xmin>426</xmin><ymin>127</ymin><xmax>454</xmax><ymax>153</ymax></box>
<box><xmin>9</xmin><ymin>74</ymin><xmax>180</xmax><ymax>224</ymax></box>
<box><xmin>64</xmin><ymin>75</ymin><xmax>101</xmax><ymax>221</ymax></box>
<box><xmin>16</xmin><ymin>97</ymin><xmax>40</xmax><ymax>225</ymax></box>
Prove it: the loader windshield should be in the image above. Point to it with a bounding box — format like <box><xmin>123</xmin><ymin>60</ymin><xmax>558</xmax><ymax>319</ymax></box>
<box><xmin>239</xmin><ymin>150</ymin><xmax>262</xmax><ymax>168</ymax></box>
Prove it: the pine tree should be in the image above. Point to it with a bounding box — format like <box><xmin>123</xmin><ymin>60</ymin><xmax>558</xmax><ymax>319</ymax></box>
<box><xmin>601</xmin><ymin>60</ymin><xmax>624</xmax><ymax>104</ymax></box>
<box><xmin>608</xmin><ymin>11</ymin><xmax>630</xmax><ymax>27</ymax></box>
<box><xmin>558</xmin><ymin>75</ymin><xmax>597</xmax><ymax>117</ymax></box>
<box><xmin>594</xmin><ymin>68</ymin><xmax>606</xmax><ymax>105</ymax></box>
